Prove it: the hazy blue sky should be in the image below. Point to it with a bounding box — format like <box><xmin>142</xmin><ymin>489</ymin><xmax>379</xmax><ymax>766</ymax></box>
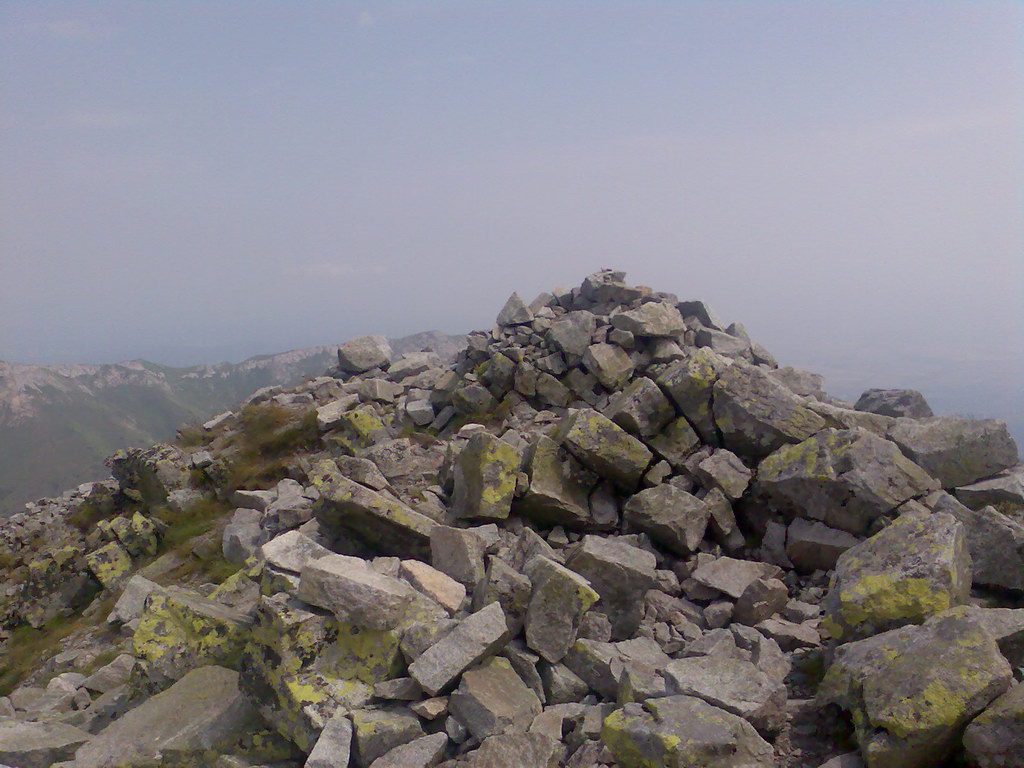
<box><xmin>1</xmin><ymin>2</ymin><xmax>1021</xmax><ymax>429</ymax></box>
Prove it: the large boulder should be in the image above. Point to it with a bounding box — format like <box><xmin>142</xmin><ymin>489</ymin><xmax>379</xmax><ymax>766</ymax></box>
<box><xmin>74</xmin><ymin>666</ymin><xmax>282</xmax><ymax>768</ymax></box>
<box><xmin>854</xmin><ymin>388</ymin><xmax>934</xmax><ymax>418</ymax></box>
<box><xmin>452</xmin><ymin>432</ymin><xmax>520</xmax><ymax>521</ymax></box>
<box><xmin>818</xmin><ymin>608</ymin><xmax>1012</xmax><ymax>768</ymax></box>
<box><xmin>546</xmin><ymin>311</ymin><xmax>597</xmax><ymax>357</ymax></box>
<box><xmin>604</xmin><ymin>377</ymin><xmax>676</xmax><ymax>438</ymax></box>
<box><xmin>583</xmin><ymin>343</ymin><xmax>635</xmax><ymax>389</ymax></box>
<box><xmin>656</xmin><ymin>348</ymin><xmax>731</xmax><ymax>444</ymax></box>
<box><xmin>517</xmin><ymin>436</ymin><xmax>596</xmax><ymax>529</ymax></box>
<box><xmin>663</xmin><ymin>656</ymin><xmax>787</xmax><ymax>734</ymax></box>
<box><xmin>601</xmin><ymin>695</ymin><xmax>774</xmax><ymax>768</ymax></box>
<box><xmin>751</xmin><ymin>428</ymin><xmax>937</xmax><ymax>534</ymax></box>
<box><xmin>556</xmin><ymin>408</ymin><xmax>653</xmax><ymax>492</ymax></box>
<box><xmin>524</xmin><ymin>556</ymin><xmax>599</xmax><ymax>663</ymax></box>
<box><xmin>564</xmin><ymin>535</ymin><xmax>658</xmax><ymax>639</ymax></box>
<box><xmin>311</xmin><ymin>459</ymin><xmax>438</xmax><ymax>559</ymax></box>
<box><xmin>132</xmin><ymin>586</ymin><xmax>253</xmax><ymax>686</ymax></box>
<box><xmin>821</xmin><ymin>510</ymin><xmax>970</xmax><ymax>642</ymax></box>
<box><xmin>927</xmin><ymin>492</ymin><xmax>1024</xmax><ymax>592</ymax></box>
<box><xmin>337</xmin><ymin>335</ymin><xmax>392</xmax><ymax>374</ymax></box>
<box><xmin>954</xmin><ymin>464</ymin><xmax>1024</xmax><ymax>510</ymax></box>
<box><xmin>408</xmin><ymin>602</ymin><xmax>511</xmax><ymax>695</ymax></box>
<box><xmin>711</xmin><ymin>363</ymin><xmax>826</xmax><ymax>459</ymax></box>
<box><xmin>0</xmin><ymin>720</ymin><xmax>91</xmax><ymax>768</ymax></box>
<box><xmin>887</xmin><ymin>417</ymin><xmax>1018</xmax><ymax>488</ymax></box>
<box><xmin>448</xmin><ymin>656</ymin><xmax>542</xmax><ymax>740</ymax></box>
<box><xmin>611</xmin><ymin>301</ymin><xmax>686</xmax><ymax>337</ymax></box>
<box><xmin>623</xmin><ymin>483</ymin><xmax>710</xmax><ymax>556</ymax></box>
<box><xmin>963</xmin><ymin>683</ymin><xmax>1024</xmax><ymax>768</ymax></box>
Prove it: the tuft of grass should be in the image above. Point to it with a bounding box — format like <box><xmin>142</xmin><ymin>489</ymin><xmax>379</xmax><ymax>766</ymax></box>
<box><xmin>0</xmin><ymin>596</ymin><xmax>117</xmax><ymax>696</ymax></box>
<box><xmin>175</xmin><ymin>423</ymin><xmax>210</xmax><ymax>449</ymax></box>
<box><xmin>152</xmin><ymin>497</ymin><xmax>232</xmax><ymax>553</ymax></box>
<box><xmin>991</xmin><ymin>501</ymin><xmax>1024</xmax><ymax>520</ymax></box>
<box><xmin>224</xmin><ymin>404</ymin><xmax>319</xmax><ymax>491</ymax></box>
<box><xmin>67</xmin><ymin>501</ymin><xmax>108</xmax><ymax>533</ymax></box>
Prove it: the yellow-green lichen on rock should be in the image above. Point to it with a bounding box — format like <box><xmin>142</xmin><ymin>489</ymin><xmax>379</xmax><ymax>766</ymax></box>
<box><xmin>821</xmin><ymin>510</ymin><xmax>970</xmax><ymax>641</ymax></box>
<box><xmin>85</xmin><ymin>540</ymin><xmax>134</xmax><ymax>590</ymax></box>
<box><xmin>109</xmin><ymin>512</ymin><xmax>160</xmax><ymax>557</ymax></box>
<box><xmin>451</xmin><ymin>431</ymin><xmax>521</xmax><ymax>521</ymax></box>
<box><xmin>818</xmin><ymin>607</ymin><xmax>1012</xmax><ymax>768</ymax></box>
<box><xmin>556</xmin><ymin>408</ymin><xmax>653</xmax><ymax>492</ymax></box>
<box><xmin>133</xmin><ymin>586</ymin><xmax>253</xmax><ymax>686</ymax></box>
<box><xmin>600</xmin><ymin>695</ymin><xmax>774</xmax><ymax>768</ymax></box>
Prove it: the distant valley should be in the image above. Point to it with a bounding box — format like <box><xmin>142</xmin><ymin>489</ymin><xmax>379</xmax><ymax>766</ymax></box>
<box><xmin>0</xmin><ymin>331</ymin><xmax>465</xmax><ymax>514</ymax></box>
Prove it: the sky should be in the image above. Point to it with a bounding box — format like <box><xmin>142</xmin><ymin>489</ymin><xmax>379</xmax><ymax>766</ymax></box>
<box><xmin>1</xmin><ymin>2</ymin><xmax>1022</xmax><ymax>431</ymax></box>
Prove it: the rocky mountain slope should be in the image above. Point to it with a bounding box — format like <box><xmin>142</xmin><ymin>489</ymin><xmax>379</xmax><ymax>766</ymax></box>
<box><xmin>0</xmin><ymin>332</ymin><xmax>465</xmax><ymax>514</ymax></box>
<box><xmin>0</xmin><ymin>270</ymin><xmax>1022</xmax><ymax>768</ymax></box>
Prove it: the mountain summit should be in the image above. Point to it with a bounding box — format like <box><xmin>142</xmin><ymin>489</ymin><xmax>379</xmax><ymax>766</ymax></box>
<box><xmin>0</xmin><ymin>270</ymin><xmax>1022</xmax><ymax>768</ymax></box>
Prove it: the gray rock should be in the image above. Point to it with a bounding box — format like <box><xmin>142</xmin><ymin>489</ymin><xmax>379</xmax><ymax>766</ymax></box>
<box><xmin>854</xmin><ymin>388</ymin><xmax>933</xmax><ymax>418</ymax></box>
<box><xmin>406</xmin><ymin>399</ymin><xmax>436</xmax><ymax>426</ymax></box>
<box><xmin>369</xmin><ymin>732</ymin><xmax>448</xmax><ymax>768</ymax></box>
<box><xmin>338</xmin><ymin>335</ymin><xmax>392</xmax><ymax>374</ymax></box>
<box><xmin>540</xmin><ymin>662</ymin><xmax>590</xmax><ymax>705</ymax></box>
<box><xmin>524</xmin><ymin>556</ymin><xmax>600</xmax><ymax>663</ymax></box>
<box><xmin>408</xmin><ymin>602</ymin><xmax>511</xmax><ymax>695</ymax></box>
<box><xmin>690</xmin><ymin>556</ymin><xmax>782</xmax><ymax>600</ymax></box>
<box><xmin>547</xmin><ymin>311</ymin><xmax>597</xmax><ymax>357</ymax></box>
<box><xmin>471</xmin><ymin>556</ymin><xmax>532</xmax><ymax>634</ymax></box>
<box><xmin>695</xmin><ymin>326</ymin><xmax>753</xmax><ymax>359</ymax></box>
<box><xmin>963</xmin><ymin>683</ymin><xmax>1024</xmax><ymax>768</ymax></box>
<box><xmin>565</xmin><ymin>535</ymin><xmax>657</xmax><ymax>639</ymax></box>
<box><xmin>497</xmin><ymin>292</ymin><xmax>534</xmax><ymax>326</ymax></box>
<box><xmin>222</xmin><ymin>517</ymin><xmax>268</xmax><ymax>564</ymax></box>
<box><xmin>818</xmin><ymin>608</ymin><xmax>1012</xmax><ymax>768</ymax></box>
<box><xmin>712</xmin><ymin>363</ymin><xmax>826</xmax><ymax>459</ymax></box>
<box><xmin>928</xmin><ymin>492</ymin><xmax>1024</xmax><ymax>592</ymax></box>
<box><xmin>646</xmin><ymin>416</ymin><xmax>701</xmax><ymax>470</ymax></box>
<box><xmin>583</xmin><ymin>343</ymin><xmax>635</xmax><ymax>389</ymax></box>
<box><xmin>106</xmin><ymin>574</ymin><xmax>162</xmax><ymax>625</ymax></box>
<box><xmin>954</xmin><ymin>464</ymin><xmax>1024</xmax><ymax>510</ymax></box>
<box><xmin>261</xmin><ymin>530</ymin><xmax>332</xmax><ymax>574</ymax></box>
<box><xmin>601</xmin><ymin>695</ymin><xmax>774</xmax><ymax>768</ymax></box>
<box><xmin>729</xmin><ymin>625</ymin><xmax>791</xmax><ymax>683</ymax></box>
<box><xmin>752</xmin><ymin>428</ymin><xmax>938</xmax><ymax>534</ymax></box>
<box><xmin>603</xmin><ymin>378</ymin><xmax>675</xmax><ymax>438</ymax></box>
<box><xmin>337</xmin><ymin>456</ymin><xmax>391</xmax><ymax>491</ymax></box>
<box><xmin>733</xmin><ymin>578</ymin><xmax>788</xmax><ymax>627</ymax></box>
<box><xmin>458</xmin><ymin>732</ymin><xmax>561</xmax><ymax>768</ymax></box>
<box><xmin>351</xmin><ymin>707</ymin><xmax>425</xmax><ymax>768</ymax></box>
<box><xmin>821</xmin><ymin>510</ymin><xmax>970</xmax><ymax>642</ymax></box>
<box><xmin>400</xmin><ymin>560</ymin><xmax>467</xmax><ymax>615</ymax></box>
<box><xmin>664</xmin><ymin>656</ymin><xmax>787</xmax><ymax>734</ymax></box>
<box><xmin>298</xmin><ymin>553</ymin><xmax>427</xmax><ymax>631</ymax></box>
<box><xmin>888</xmin><ymin>417</ymin><xmax>1019</xmax><ymax>488</ymax></box>
<box><xmin>449</xmin><ymin>656</ymin><xmax>542</xmax><ymax>740</ymax></box>
<box><xmin>754</xmin><ymin>617</ymin><xmax>821</xmax><ymax>651</ymax></box>
<box><xmin>958</xmin><ymin>606</ymin><xmax>1024</xmax><ymax>667</ymax></box>
<box><xmin>82</xmin><ymin>654</ymin><xmax>135</xmax><ymax>694</ymax></box>
<box><xmin>312</xmin><ymin>459</ymin><xmax>438</xmax><ymax>559</ymax></box>
<box><xmin>316</xmin><ymin>395</ymin><xmax>360</xmax><ymax>431</ymax></box>
<box><xmin>784</xmin><ymin>519</ymin><xmax>860</xmax><ymax>573</ymax></box>
<box><xmin>0</xmin><ymin>720</ymin><xmax>91</xmax><ymax>768</ymax></box>
<box><xmin>611</xmin><ymin>302</ymin><xmax>686</xmax><ymax>337</ymax></box>
<box><xmin>305</xmin><ymin>712</ymin><xmax>353</xmax><ymax>768</ymax></box>
<box><xmin>518</xmin><ymin>436</ymin><xmax>596</xmax><ymax>529</ymax></box>
<box><xmin>768</xmin><ymin>367</ymin><xmax>826</xmax><ymax>399</ymax></box>
<box><xmin>694</xmin><ymin>449</ymin><xmax>751</xmax><ymax>500</ymax></box>
<box><xmin>74</xmin><ymin>666</ymin><xmax>263</xmax><ymax>768</ymax></box>
<box><xmin>656</xmin><ymin>348</ymin><xmax>731</xmax><ymax>444</ymax></box>
<box><xmin>431</xmin><ymin>525</ymin><xmax>488</xmax><ymax>587</ymax></box>
<box><xmin>623</xmin><ymin>483</ymin><xmax>710</xmax><ymax>556</ymax></box>
<box><xmin>677</xmin><ymin>299</ymin><xmax>725</xmax><ymax>330</ymax></box>
<box><xmin>563</xmin><ymin>636</ymin><xmax>671</xmax><ymax>700</ymax></box>
<box><xmin>556</xmin><ymin>408</ymin><xmax>653</xmax><ymax>492</ymax></box>
<box><xmin>452</xmin><ymin>432</ymin><xmax>521</xmax><ymax>521</ymax></box>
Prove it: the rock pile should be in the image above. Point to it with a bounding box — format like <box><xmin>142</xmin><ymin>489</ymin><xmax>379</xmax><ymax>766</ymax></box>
<box><xmin>1</xmin><ymin>269</ymin><xmax>1022</xmax><ymax>768</ymax></box>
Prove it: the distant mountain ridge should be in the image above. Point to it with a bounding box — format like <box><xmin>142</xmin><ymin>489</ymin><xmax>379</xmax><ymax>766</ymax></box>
<box><xmin>0</xmin><ymin>331</ymin><xmax>465</xmax><ymax>513</ymax></box>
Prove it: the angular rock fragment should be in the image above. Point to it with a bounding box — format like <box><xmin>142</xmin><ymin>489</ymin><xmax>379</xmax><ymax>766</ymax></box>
<box><xmin>963</xmin><ymin>683</ymin><xmax>1024</xmax><ymax>768</ymax></box>
<box><xmin>471</xmin><ymin>556</ymin><xmax>532</xmax><ymax>634</ymax></box>
<box><xmin>690</xmin><ymin>556</ymin><xmax>782</xmax><ymax>600</ymax></box>
<box><xmin>452</xmin><ymin>431</ymin><xmax>520</xmax><ymax>521</ymax></box>
<box><xmin>611</xmin><ymin>302</ymin><xmax>686</xmax><ymax>337</ymax></box>
<box><xmin>603</xmin><ymin>377</ymin><xmax>675</xmax><ymax>438</ymax></box>
<box><xmin>712</xmin><ymin>363</ymin><xmax>826</xmax><ymax>459</ymax></box>
<box><xmin>821</xmin><ymin>510</ymin><xmax>970</xmax><ymax>641</ymax></box>
<box><xmin>497</xmin><ymin>292</ymin><xmax>534</xmax><ymax>326</ymax></box>
<box><xmin>306</xmin><ymin>712</ymin><xmax>353</xmax><ymax>768</ymax></box>
<box><xmin>888</xmin><ymin>416</ymin><xmax>1019</xmax><ymax>488</ymax></box>
<box><xmin>818</xmin><ymin>608</ymin><xmax>1012</xmax><ymax>768</ymax></box>
<box><xmin>557</xmin><ymin>408</ymin><xmax>653</xmax><ymax>492</ymax></box>
<box><xmin>854</xmin><ymin>388</ymin><xmax>933</xmax><ymax>418</ymax></box>
<box><xmin>646</xmin><ymin>415</ymin><xmax>701</xmax><ymax>470</ymax></box>
<box><xmin>547</xmin><ymin>311</ymin><xmax>597</xmax><ymax>357</ymax></box>
<box><xmin>656</xmin><ymin>348</ymin><xmax>731</xmax><ymax>444</ymax></box>
<box><xmin>430</xmin><ymin>525</ymin><xmax>488</xmax><ymax>587</ymax></box>
<box><xmin>664</xmin><ymin>656</ymin><xmax>787</xmax><ymax>734</ymax></box>
<box><xmin>784</xmin><ymin>518</ymin><xmax>860</xmax><ymax>573</ymax></box>
<box><xmin>338</xmin><ymin>335</ymin><xmax>392</xmax><ymax>374</ymax></box>
<box><xmin>0</xmin><ymin>720</ymin><xmax>91</xmax><ymax>768</ymax></box>
<box><xmin>583</xmin><ymin>342</ymin><xmax>635</xmax><ymax>389</ymax></box>
<box><xmin>449</xmin><ymin>656</ymin><xmax>543</xmax><ymax>740</ymax></box>
<box><xmin>311</xmin><ymin>459</ymin><xmax>438</xmax><ymax>558</ymax></box>
<box><xmin>623</xmin><ymin>483</ymin><xmax>710</xmax><ymax>556</ymax></box>
<box><xmin>351</xmin><ymin>706</ymin><xmax>425</xmax><ymax>768</ymax></box>
<box><xmin>408</xmin><ymin>602</ymin><xmax>511</xmax><ymax>695</ymax></box>
<box><xmin>524</xmin><ymin>556</ymin><xmax>600</xmax><ymax>663</ymax></box>
<box><xmin>400</xmin><ymin>559</ymin><xmax>467</xmax><ymax>615</ymax></box>
<box><xmin>601</xmin><ymin>695</ymin><xmax>774</xmax><ymax>768</ymax></box>
<box><xmin>564</xmin><ymin>535</ymin><xmax>657</xmax><ymax>639</ymax></box>
<box><xmin>517</xmin><ymin>436</ymin><xmax>596</xmax><ymax>529</ymax></box>
<box><xmin>369</xmin><ymin>732</ymin><xmax>448</xmax><ymax>768</ymax></box>
<box><xmin>954</xmin><ymin>463</ymin><xmax>1024</xmax><ymax>510</ymax></box>
<box><xmin>752</xmin><ymin>428</ymin><xmax>937</xmax><ymax>534</ymax></box>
